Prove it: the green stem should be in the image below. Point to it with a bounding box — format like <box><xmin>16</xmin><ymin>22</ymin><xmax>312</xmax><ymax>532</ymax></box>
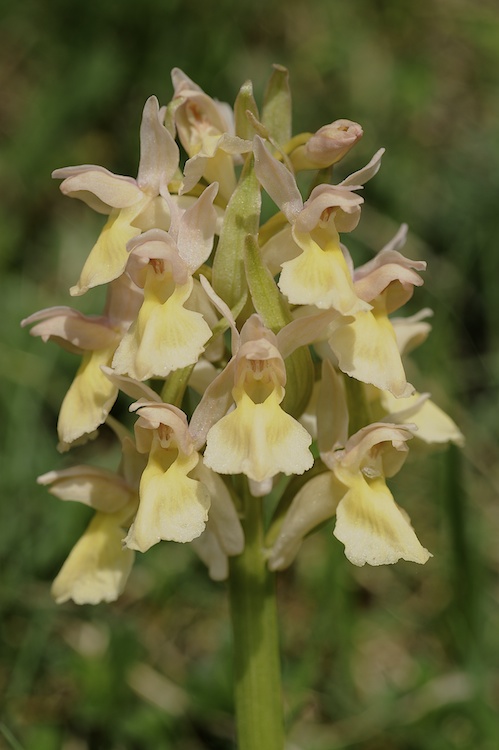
<box><xmin>344</xmin><ymin>374</ymin><xmax>372</xmax><ymax>436</ymax></box>
<box><xmin>228</xmin><ymin>489</ymin><xmax>285</xmax><ymax>750</ymax></box>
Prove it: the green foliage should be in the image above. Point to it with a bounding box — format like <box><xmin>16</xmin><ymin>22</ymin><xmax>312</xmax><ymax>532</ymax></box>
<box><xmin>2</xmin><ymin>0</ymin><xmax>499</xmax><ymax>747</ymax></box>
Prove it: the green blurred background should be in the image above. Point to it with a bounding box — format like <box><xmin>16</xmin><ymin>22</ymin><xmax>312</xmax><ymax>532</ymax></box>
<box><xmin>1</xmin><ymin>0</ymin><xmax>499</xmax><ymax>748</ymax></box>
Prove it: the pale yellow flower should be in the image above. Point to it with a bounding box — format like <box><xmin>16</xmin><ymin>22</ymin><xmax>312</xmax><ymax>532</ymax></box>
<box><xmin>327</xmin><ymin>226</ymin><xmax>426</xmax><ymax>397</ymax></box>
<box><xmin>22</xmin><ymin>275</ymin><xmax>142</xmax><ymax>449</ymax></box>
<box><xmin>269</xmin><ymin>421</ymin><xmax>431</xmax><ymax>570</ymax></box>
<box><xmin>38</xmin><ymin>441</ymin><xmax>140</xmax><ymax>605</ymax></box>
<box><xmin>112</xmin><ymin>184</ymin><xmax>218</xmax><ymax>380</ymax></box>
<box><xmin>124</xmin><ymin>402</ymin><xmax>210</xmax><ymax>551</ymax></box>
<box><xmin>191</xmin><ymin>313</ymin><xmax>314</xmax><ymax>486</ymax></box>
<box><xmin>254</xmin><ymin>135</ymin><xmax>384</xmax><ymax>314</ymax></box>
<box><xmin>171</xmin><ymin>68</ymin><xmax>252</xmax><ymax>200</ymax></box>
<box><xmin>53</xmin><ymin>96</ymin><xmax>179</xmax><ymax>295</ymax></box>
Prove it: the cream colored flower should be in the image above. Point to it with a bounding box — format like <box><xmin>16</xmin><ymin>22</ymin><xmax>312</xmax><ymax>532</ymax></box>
<box><xmin>38</xmin><ymin>447</ymin><xmax>140</xmax><ymax>605</ymax></box>
<box><xmin>53</xmin><ymin>96</ymin><xmax>179</xmax><ymax>295</ymax></box>
<box><xmin>171</xmin><ymin>68</ymin><xmax>252</xmax><ymax>200</ymax></box>
<box><xmin>327</xmin><ymin>227</ymin><xmax>426</xmax><ymax>397</ymax></box>
<box><xmin>124</xmin><ymin>402</ymin><xmax>210</xmax><ymax>551</ymax></box>
<box><xmin>270</xmin><ymin>422</ymin><xmax>431</xmax><ymax>570</ymax></box>
<box><xmin>328</xmin><ymin>424</ymin><xmax>431</xmax><ymax>566</ymax></box>
<box><xmin>289</xmin><ymin>119</ymin><xmax>363</xmax><ymax>171</ymax></box>
<box><xmin>254</xmin><ymin>135</ymin><xmax>384</xmax><ymax>313</ymax></box>
<box><xmin>191</xmin><ymin>313</ymin><xmax>314</xmax><ymax>486</ymax></box>
<box><xmin>112</xmin><ymin>184</ymin><xmax>218</xmax><ymax>380</ymax></box>
<box><xmin>22</xmin><ymin>275</ymin><xmax>142</xmax><ymax>449</ymax></box>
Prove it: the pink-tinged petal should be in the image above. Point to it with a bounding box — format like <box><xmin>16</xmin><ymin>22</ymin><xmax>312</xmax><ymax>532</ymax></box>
<box><xmin>334</xmin><ymin>474</ymin><xmax>431</xmax><ymax>566</ymax></box>
<box><xmin>253</xmin><ymin>135</ymin><xmax>303</xmax><ymax>223</ymax></box>
<box><xmin>137</xmin><ymin>95</ymin><xmax>180</xmax><ymax>194</ymax></box>
<box><xmin>51</xmin><ymin>511</ymin><xmax>135</xmax><ymax>604</ymax></box>
<box><xmin>176</xmin><ymin>183</ymin><xmax>218</xmax><ymax>272</ymax></box>
<box><xmin>353</xmin><ymin>248</ymin><xmax>426</xmax><ymax>311</ymax></box>
<box><xmin>391</xmin><ymin>308</ymin><xmax>433</xmax><ymax>355</ymax></box>
<box><xmin>303</xmin><ymin>119</ymin><xmax>363</xmax><ymax>168</ymax></box>
<box><xmin>22</xmin><ymin>307</ymin><xmax>119</xmax><ymax>351</ymax></box>
<box><xmin>189</xmin><ymin>358</ymin><xmax>237</xmax><ymax>450</ymax></box>
<box><xmin>126</xmin><ymin>229</ymin><xmax>190</xmax><ymax>288</ymax></box>
<box><xmin>53</xmin><ymin>165</ymin><xmax>144</xmax><ymax>212</ymax></box>
<box><xmin>339</xmin><ymin>148</ymin><xmax>385</xmax><ymax>187</ymax></box>
<box><xmin>192</xmin><ymin>461</ymin><xmax>244</xmax><ymax>556</ymax></box>
<box><xmin>276</xmin><ymin>307</ymin><xmax>339</xmax><ymax>359</ymax></box>
<box><xmin>130</xmin><ymin>401</ymin><xmax>192</xmax><ymax>455</ymax></box>
<box><xmin>325</xmin><ymin>422</ymin><xmax>414</xmax><ymax>478</ymax></box>
<box><xmin>268</xmin><ymin>472</ymin><xmax>344</xmax><ymax>571</ymax></box>
<box><xmin>294</xmin><ymin>184</ymin><xmax>364</xmax><ymax>234</ymax></box>
<box><xmin>57</xmin><ymin>347</ymin><xmax>119</xmax><ymax>449</ymax></box>
<box><xmin>171</xmin><ymin>67</ymin><xmax>204</xmax><ymax>95</ymax></box>
<box><xmin>70</xmin><ymin>203</ymin><xmax>146</xmax><ymax>296</ymax></box>
<box><xmin>37</xmin><ymin>465</ymin><xmax>133</xmax><ymax>512</ymax></box>
<box><xmin>100</xmin><ymin>366</ymin><xmax>161</xmax><ymax>404</ymax></box>
<box><xmin>103</xmin><ymin>274</ymin><xmax>144</xmax><ymax>330</ymax></box>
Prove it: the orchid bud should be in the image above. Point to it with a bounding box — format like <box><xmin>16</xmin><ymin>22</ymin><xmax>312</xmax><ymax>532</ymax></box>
<box><xmin>290</xmin><ymin>119</ymin><xmax>363</xmax><ymax>171</ymax></box>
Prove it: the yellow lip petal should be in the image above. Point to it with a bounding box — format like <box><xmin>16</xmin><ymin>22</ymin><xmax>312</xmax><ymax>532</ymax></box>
<box><xmin>329</xmin><ymin>309</ymin><xmax>414</xmax><ymax>398</ymax></box>
<box><xmin>125</xmin><ymin>446</ymin><xmax>210</xmax><ymax>551</ymax></box>
<box><xmin>333</xmin><ymin>475</ymin><xmax>431</xmax><ymax>566</ymax></box>
<box><xmin>51</xmin><ymin>512</ymin><xmax>135</xmax><ymax>605</ymax></box>
<box><xmin>57</xmin><ymin>347</ymin><xmax>118</xmax><ymax>448</ymax></box>
<box><xmin>70</xmin><ymin>203</ymin><xmax>145</xmax><ymax>296</ymax></box>
<box><xmin>203</xmin><ymin>389</ymin><xmax>313</xmax><ymax>482</ymax></box>
<box><xmin>112</xmin><ymin>281</ymin><xmax>212</xmax><ymax>380</ymax></box>
<box><xmin>279</xmin><ymin>229</ymin><xmax>367</xmax><ymax>314</ymax></box>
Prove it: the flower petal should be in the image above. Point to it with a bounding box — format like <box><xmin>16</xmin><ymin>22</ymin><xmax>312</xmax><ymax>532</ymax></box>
<box><xmin>58</xmin><ymin>347</ymin><xmax>118</xmax><ymax>449</ymax></box>
<box><xmin>70</xmin><ymin>204</ymin><xmax>145</xmax><ymax>296</ymax></box>
<box><xmin>51</xmin><ymin>511</ymin><xmax>135</xmax><ymax>604</ymax></box>
<box><xmin>124</xmin><ymin>444</ymin><xmax>210</xmax><ymax>550</ymax></box>
<box><xmin>112</xmin><ymin>280</ymin><xmax>212</xmax><ymax>380</ymax></box>
<box><xmin>279</xmin><ymin>227</ymin><xmax>367</xmax><ymax>314</ymax></box>
<box><xmin>334</xmin><ymin>475</ymin><xmax>431</xmax><ymax>566</ymax></box>
<box><xmin>329</xmin><ymin>308</ymin><xmax>414</xmax><ymax>397</ymax></box>
<box><xmin>268</xmin><ymin>471</ymin><xmax>344</xmax><ymax>570</ymax></box>
<box><xmin>381</xmin><ymin>391</ymin><xmax>464</xmax><ymax>446</ymax></box>
<box><xmin>137</xmin><ymin>96</ymin><xmax>180</xmax><ymax>194</ymax></box>
<box><xmin>203</xmin><ymin>389</ymin><xmax>313</xmax><ymax>482</ymax></box>
<box><xmin>53</xmin><ymin>166</ymin><xmax>144</xmax><ymax>212</ymax></box>
<box><xmin>37</xmin><ymin>465</ymin><xmax>133</xmax><ymax>512</ymax></box>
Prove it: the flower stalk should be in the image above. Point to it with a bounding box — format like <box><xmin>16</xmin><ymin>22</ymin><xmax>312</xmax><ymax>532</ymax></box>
<box><xmin>229</xmin><ymin>487</ymin><xmax>284</xmax><ymax>750</ymax></box>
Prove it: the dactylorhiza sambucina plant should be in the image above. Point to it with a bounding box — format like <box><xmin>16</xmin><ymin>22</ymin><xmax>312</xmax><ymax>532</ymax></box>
<box><xmin>23</xmin><ymin>66</ymin><xmax>464</xmax><ymax>750</ymax></box>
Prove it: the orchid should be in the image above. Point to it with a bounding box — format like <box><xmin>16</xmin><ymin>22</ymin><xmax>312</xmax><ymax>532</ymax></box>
<box><xmin>254</xmin><ymin>134</ymin><xmax>383</xmax><ymax>313</ymax></box>
<box><xmin>112</xmin><ymin>182</ymin><xmax>218</xmax><ymax>380</ymax></box>
<box><xmin>53</xmin><ymin>96</ymin><xmax>180</xmax><ymax>295</ymax></box>
<box><xmin>27</xmin><ymin>67</ymin><xmax>463</xmax><ymax>750</ymax></box>
<box><xmin>22</xmin><ymin>274</ymin><xmax>142</xmax><ymax>449</ymax></box>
